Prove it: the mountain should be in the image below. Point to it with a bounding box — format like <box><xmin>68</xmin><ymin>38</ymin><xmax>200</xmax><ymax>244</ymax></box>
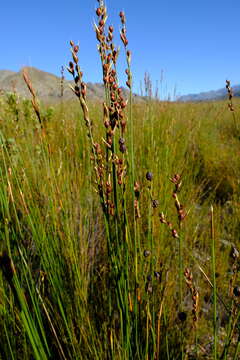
<box><xmin>0</xmin><ymin>67</ymin><xmax>105</xmax><ymax>102</ymax></box>
<box><xmin>178</xmin><ymin>85</ymin><xmax>240</xmax><ymax>102</ymax></box>
<box><xmin>0</xmin><ymin>70</ymin><xmax>15</xmax><ymax>82</ymax></box>
<box><xmin>0</xmin><ymin>67</ymin><xmax>140</xmax><ymax>103</ymax></box>
<box><xmin>4</xmin><ymin>67</ymin><xmax>236</xmax><ymax>104</ymax></box>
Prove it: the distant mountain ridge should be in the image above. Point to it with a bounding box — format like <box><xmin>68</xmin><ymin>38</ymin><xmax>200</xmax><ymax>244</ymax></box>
<box><xmin>0</xmin><ymin>67</ymin><xmax>136</xmax><ymax>103</ymax></box>
<box><xmin>0</xmin><ymin>67</ymin><xmax>108</xmax><ymax>102</ymax></box>
<box><xmin>178</xmin><ymin>85</ymin><xmax>240</xmax><ymax>102</ymax></box>
<box><xmin>1</xmin><ymin>67</ymin><xmax>238</xmax><ymax>103</ymax></box>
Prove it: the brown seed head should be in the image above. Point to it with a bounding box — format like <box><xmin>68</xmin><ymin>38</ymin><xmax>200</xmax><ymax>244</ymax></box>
<box><xmin>109</xmin><ymin>76</ymin><xmax>114</xmax><ymax>84</ymax></box>
<box><xmin>119</xmin><ymin>11</ymin><xmax>126</xmax><ymax>24</ymax></box>
<box><xmin>119</xmin><ymin>143</ymin><xmax>126</xmax><ymax>153</ymax></box>
<box><xmin>146</xmin><ymin>172</ymin><xmax>153</xmax><ymax>181</ymax></box>
<box><xmin>134</xmin><ymin>181</ymin><xmax>140</xmax><ymax>198</ymax></box>
<box><xmin>72</xmin><ymin>51</ymin><xmax>78</xmax><ymax>64</ymax></box>
<box><xmin>127</xmin><ymin>50</ymin><xmax>132</xmax><ymax>64</ymax></box>
<box><xmin>120</xmin><ymin>33</ymin><xmax>128</xmax><ymax>46</ymax></box>
<box><xmin>230</xmin><ymin>246</ymin><xmax>239</xmax><ymax>261</ymax></box>
<box><xmin>178</xmin><ymin>311</ymin><xmax>187</xmax><ymax>322</ymax></box>
<box><xmin>144</xmin><ymin>250</ymin><xmax>151</xmax><ymax>257</ymax></box>
<box><xmin>104</xmin><ymin>120</ymin><xmax>110</xmax><ymax>128</ymax></box>
<box><xmin>172</xmin><ymin>229</ymin><xmax>179</xmax><ymax>238</ymax></box>
<box><xmin>159</xmin><ymin>212</ymin><xmax>166</xmax><ymax>224</ymax></box>
<box><xmin>106</xmin><ymin>182</ymin><xmax>112</xmax><ymax>194</ymax></box>
<box><xmin>119</xmin><ymin>137</ymin><xmax>125</xmax><ymax>145</ymax></box>
<box><xmin>73</xmin><ymin>45</ymin><xmax>79</xmax><ymax>53</ymax></box>
<box><xmin>103</xmin><ymin>63</ymin><xmax>109</xmax><ymax>73</ymax></box>
<box><xmin>96</xmin><ymin>7</ymin><xmax>102</xmax><ymax>16</ymax></box>
<box><xmin>74</xmin><ymin>75</ymin><xmax>80</xmax><ymax>84</ymax></box>
<box><xmin>118</xmin><ymin>110</ymin><xmax>124</xmax><ymax>119</ymax></box>
<box><xmin>171</xmin><ymin>173</ymin><xmax>181</xmax><ymax>184</ymax></box>
<box><xmin>107</xmin><ymin>34</ymin><xmax>113</xmax><ymax>42</ymax></box>
<box><xmin>233</xmin><ymin>286</ymin><xmax>240</xmax><ymax>297</ymax></box>
<box><xmin>69</xmin><ymin>61</ymin><xmax>74</xmax><ymax>70</ymax></box>
<box><xmin>121</xmin><ymin>120</ymin><xmax>126</xmax><ymax>132</ymax></box>
<box><xmin>152</xmin><ymin>200</ymin><xmax>159</xmax><ymax>208</ymax></box>
<box><xmin>103</xmin><ymin>76</ymin><xmax>109</xmax><ymax>84</ymax></box>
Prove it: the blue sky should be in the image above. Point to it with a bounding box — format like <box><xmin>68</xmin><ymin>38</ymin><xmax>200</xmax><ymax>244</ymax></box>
<box><xmin>1</xmin><ymin>0</ymin><xmax>239</xmax><ymax>97</ymax></box>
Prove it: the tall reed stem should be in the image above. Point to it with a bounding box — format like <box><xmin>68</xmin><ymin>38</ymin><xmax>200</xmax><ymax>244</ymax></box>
<box><xmin>211</xmin><ymin>204</ymin><xmax>218</xmax><ymax>360</ymax></box>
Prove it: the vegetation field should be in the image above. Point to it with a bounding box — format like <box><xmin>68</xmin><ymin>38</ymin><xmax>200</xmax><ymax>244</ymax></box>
<box><xmin>0</xmin><ymin>2</ymin><xmax>240</xmax><ymax>360</ymax></box>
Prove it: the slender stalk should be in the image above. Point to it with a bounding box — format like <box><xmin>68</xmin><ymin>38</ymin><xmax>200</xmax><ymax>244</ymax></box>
<box><xmin>233</xmin><ymin>335</ymin><xmax>240</xmax><ymax>360</ymax></box>
<box><xmin>179</xmin><ymin>234</ymin><xmax>183</xmax><ymax>310</ymax></box>
<box><xmin>179</xmin><ymin>234</ymin><xmax>183</xmax><ymax>360</ymax></box>
<box><xmin>211</xmin><ymin>205</ymin><xmax>218</xmax><ymax>360</ymax></box>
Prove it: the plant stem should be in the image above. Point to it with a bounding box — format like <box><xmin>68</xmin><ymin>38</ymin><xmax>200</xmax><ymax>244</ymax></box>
<box><xmin>211</xmin><ymin>205</ymin><xmax>218</xmax><ymax>360</ymax></box>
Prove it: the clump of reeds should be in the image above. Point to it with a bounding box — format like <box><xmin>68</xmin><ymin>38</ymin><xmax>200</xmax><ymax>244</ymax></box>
<box><xmin>67</xmin><ymin>1</ymin><xmax>138</xmax><ymax>356</ymax></box>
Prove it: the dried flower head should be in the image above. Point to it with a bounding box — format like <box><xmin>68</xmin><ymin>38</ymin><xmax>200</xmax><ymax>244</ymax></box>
<box><xmin>233</xmin><ymin>286</ymin><xmax>240</xmax><ymax>297</ymax></box>
<box><xmin>152</xmin><ymin>199</ymin><xmax>159</xmax><ymax>208</ymax></box>
<box><xmin>146</xmin><ymin>172</ymin><xmax>153</xmax><ymax>181</ymax></box>
<box><xmin>144</xmin><ymin>250</ymin><xmax>151</xmax><ymax>258</ymax></box>
<box><xmin>178</xmin><ymin>311</ymin><xmax>187</xmax><ymax>322</ymax></box>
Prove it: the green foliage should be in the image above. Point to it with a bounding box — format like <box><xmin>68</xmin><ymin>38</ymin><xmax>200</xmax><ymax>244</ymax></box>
<box><xmin>0</xmin><ymin>95</ymin><xmax>239</xmax><ymax>359</ymax></box>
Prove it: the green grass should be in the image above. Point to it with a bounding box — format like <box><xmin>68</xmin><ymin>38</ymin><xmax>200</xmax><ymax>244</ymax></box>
<box><xmin>0</xmin><ymin>94</ymin><xmax>240</xmax><ymax>359</ymax></box>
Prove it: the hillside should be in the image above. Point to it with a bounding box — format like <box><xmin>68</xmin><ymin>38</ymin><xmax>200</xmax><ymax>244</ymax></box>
<box><xmin>0</xmin><ymin>67</ymin><xmax>104</xmax><ymax>103</ymax></box>
<box><xmin>0</xmin><ymin>67</ymin><xmax>140</xmax><ymax>104</ymax></box>
<box><xmin>178</xmin><ymin>84</ymin><xmax>240</xmax><ymax>102</ymax></box>
<box><xmin>0</xmin><ymin>67</ymin><xmax>106</xmax><ymax>102</ymax></box>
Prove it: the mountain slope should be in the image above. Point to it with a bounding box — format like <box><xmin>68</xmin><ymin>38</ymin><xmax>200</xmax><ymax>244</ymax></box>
<box><xmin>0</xmin><ymin>70</ymin><xmax>15</xmax><ymax>82</ymax></box>
<box><xmin>0</xmin><ymin>67</ymin><xmax>109</xmax><ymax>102</ymax></box>
<box><xmin>178</xmin><ymin>85</ymin><xmax>240</xmax><ymax>102</ymax></box>
<box><xmin>0</xmin><ymin>67</ymin><xmax>139</xmax><ymax>103</ymax></box>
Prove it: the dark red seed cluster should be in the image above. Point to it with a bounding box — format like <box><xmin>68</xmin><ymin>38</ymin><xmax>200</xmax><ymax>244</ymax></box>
<box><xmin>67</xmin><ymin>40</ymin><xmax>87</xmax><ymax>101</ymax></box>
<box><xmin>171</xmin><ymin>174</ymin><xmax>186</xmax><ymax>224</ymax></box>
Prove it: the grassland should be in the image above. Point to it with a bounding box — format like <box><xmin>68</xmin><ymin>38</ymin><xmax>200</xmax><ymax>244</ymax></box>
<box><xmin>1</xmin><ymin>2</ymin><xmax>240</xmax><ymax>360</ymax></box>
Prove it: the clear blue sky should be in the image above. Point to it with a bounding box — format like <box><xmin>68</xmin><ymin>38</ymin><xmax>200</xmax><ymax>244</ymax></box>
<box><xmin>1</xmin><ymin>0</ymin><xmax>239</xmax><ymax>97</ymax></box>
